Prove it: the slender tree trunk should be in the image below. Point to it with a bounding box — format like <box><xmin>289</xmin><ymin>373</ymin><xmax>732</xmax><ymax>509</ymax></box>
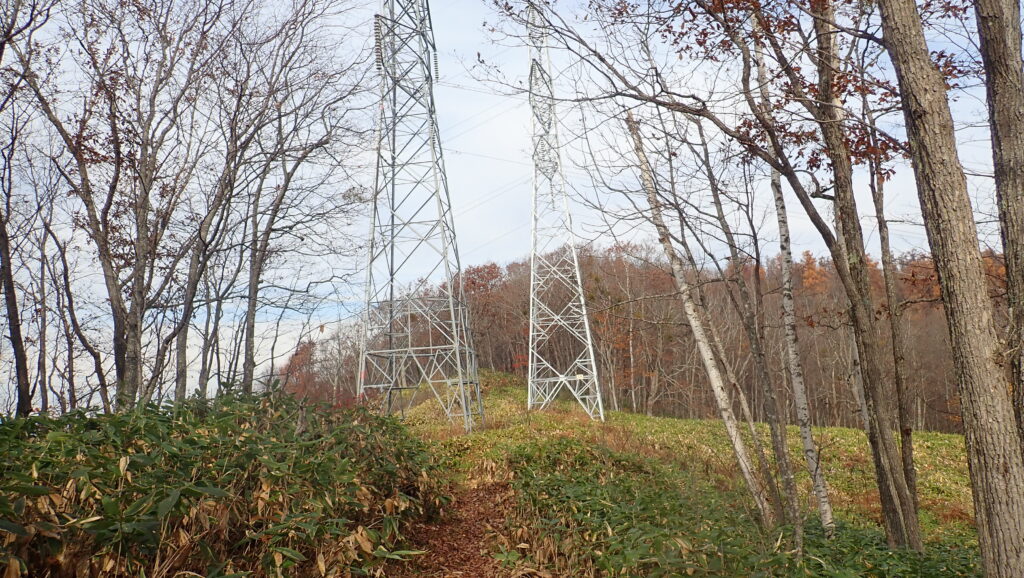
<box><xmin>0</xmin><ymin>206</ymin><xmax>31</xmax><ymax>416</ymax></box>
<box><xmin>0</xmin><ymin>0</ymin><xmax>40</xmax><ymax>419</ymax></box>
<box><xmin>973</xmin><ymin>0</ymin><xmax>1024</xmax><ymax>447</ymax></box>
<box><xmin>833</xmin><ymin>198</ymin><xmax>920</xmax><ymax>548</ymax></box>
<box><xmin>646</xmin><ymin>366</ymin><xmax>660</xmax><ymax>416</ymax></box>
<box><xmin>627</xmin><ymin>267</ymin><xmax>637</xmax><ymax>413</ymax></box>
<box><xmin>48</xmin><ymin>226</ymin><xmax>109</xmax><ymax>412</ymax></box>
<box><xmin>174</xmin><ymin>316</ymin><xmax>191</xmax><ymax>401</ymax></box>
<box><xmin>810</xmin><ymin>5</ymin><xmax>922</xmax><ymax>547</ymax></box>
<box><xmin>120</xmin><ymin>301</ymin><xmax>143</xmax><ymax>408</ymax></box>
<box><xmin>607</xmin><ymin>342</ymin><xmax>619</xmax><ymax>411</ymax></box>
<box><xmin>751</xmin><ymin>20</ymin><xmax>839</xmax><ymax>540</ymax></box>
<box><xmin>242</xmin><ymin>235</ymin><xmax>262</xmax><ymax>393</ymax></box>
<box><xmin>36</xmin><ymin>239</ymin><xmax>48</xmax><ymax>413</ymax></box>
<box><xmin>877</xmin><ymin>0</ymin><xmax>1024</xmax><ymax>572</ymax></box>
<box><xmin>849</xmin><ymin>334</ymin><xmax>872</xmax><ymax>433</ymax></box>
<box><xmin>626</xmin><ymin>110</ymin><xmax>775</xmax><ymax>525</ymax></box>
<box><xmin>771</xmin><ymin>171</ymin><xmax>836</xmax><ymax>537</ymax></box>
<box><xmin>174</xmin><ymin>218</ymin><xmax>221</xmax><ymax>401</ymax></box>
<box><xmin>746</xmin><ymin>0</ymin><xmax>925</xmax><ymax>546</ymax></box>
<box><xmin>707</xmin><ymin>311</ymin><xmax>781</xmax><ymax>515</ymax></box>
<box><xmin>241</xmin><ymin>142</ymin><xmax>305</xmax><ymax>393</ymax></box>
<box><xmin>60</xmin><ymin>297</ymin><xmax>77</xmax><ymax>410</ymax></box>
<box><xmin>174</xmin><ymin>232</ymin><xmax>209</xmax><ymax>402</ymax></box>
<box><xmin>197</xmin><ymin>292</ymin><xmax>215</xmax><ymax>400</ymax></box>
<box><xmin>175</xmin><ymin>144</ymin><xmax>239</xmax><ymax>401</ymax></box>
<box><xmin>690</xmin><ymin>119</ymin><xmax>799</xmax><ymax>535</ymax></box>
<box><xmin>679</xmin><ymin>188</ymin><xmax>783</xmax><ymax>522</ymax></box>
<box><xmin>122</xmin><ymin>191</ymin><xmax>155</xmax><ymax>405</ymax></box>
<box><xmin>867</xmin><ymin>138</ymin><xmax>919</xmax><ymax>514</ymax></box>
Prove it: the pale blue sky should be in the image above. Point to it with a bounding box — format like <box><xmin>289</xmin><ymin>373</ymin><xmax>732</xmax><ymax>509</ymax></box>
<box><xmin>423</xmin><ymin>0</ymin><xmax>995</xmax><ymax>273</ymax></box>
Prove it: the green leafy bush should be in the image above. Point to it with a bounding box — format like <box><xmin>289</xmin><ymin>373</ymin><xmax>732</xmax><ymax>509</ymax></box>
<box><xmin>0</xmin><ymin>391</ymin><xmax>443</xmax><ymax>577</ymax></box>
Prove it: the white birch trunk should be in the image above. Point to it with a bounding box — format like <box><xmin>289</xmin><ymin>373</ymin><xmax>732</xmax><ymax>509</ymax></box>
<box><xmin>771</xmin><ymin>171</ymin><xmax>835</xmax><ymax>536</ymax></box>
<box><xmin>625</xmin><ymin>111</ymin><xmax>774</xmax><ymax>525</ymax></box>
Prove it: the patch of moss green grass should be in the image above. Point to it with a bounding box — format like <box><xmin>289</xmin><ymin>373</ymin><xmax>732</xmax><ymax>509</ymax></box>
<box><xmin>405</xmin><ymin>371</ymin><xmax>980</xmax><ymax>577</ymax></box>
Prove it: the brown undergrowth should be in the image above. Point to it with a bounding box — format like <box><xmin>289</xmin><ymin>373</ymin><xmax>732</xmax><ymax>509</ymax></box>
<box><xmin>384</xmin><ymin>469</ymin><xmax>513</xmax><ymax>577</ymax></box>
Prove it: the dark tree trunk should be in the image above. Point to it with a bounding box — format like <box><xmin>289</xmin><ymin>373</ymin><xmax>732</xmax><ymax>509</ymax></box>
<box><xmin>806</xmin><ymin>3</ymin><xmax>922</xmax><ymax>548</ymax></box>
<box><xmin>973</xmin><ymin>0</ymin><xmax>1024</xmax><ymax>448</ymax></box>
<box><xmin>0</xmin><ymin>210</ymin><xmax>31</xmax><ymax>416</ymax></box>
<box><xmin>877</xmin><ymin>0</ymin><xmax>1024</xmax><ymax>573</ymax></box>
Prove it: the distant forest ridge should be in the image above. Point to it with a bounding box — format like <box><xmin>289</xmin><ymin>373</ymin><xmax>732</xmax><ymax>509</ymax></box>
<box><xmin>282</xmin><ymin>245</ymin><xmax>1006</xmax><ymax>434</ymax></box>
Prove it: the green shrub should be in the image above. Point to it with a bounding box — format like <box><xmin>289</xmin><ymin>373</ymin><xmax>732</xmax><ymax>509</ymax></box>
<box><xmin>0</xmin><ymin>391</ymin><xmax>443</xmax><ymax>577</ymax></box>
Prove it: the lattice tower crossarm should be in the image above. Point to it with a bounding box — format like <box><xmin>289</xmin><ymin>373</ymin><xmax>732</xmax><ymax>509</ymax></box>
<box><xmin>358</xmin><ymin>0</ymin><xmax>483</xmax><ymax>431</ymax></box>
<box><xmin>526</xmin><ymin>3</ymin><xmax>604</xmax><ymax>421</ymax></box>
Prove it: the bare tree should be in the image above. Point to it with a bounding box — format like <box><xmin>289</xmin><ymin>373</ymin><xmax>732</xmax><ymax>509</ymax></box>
<box><xmin>0</xmin><ymin>101</ymin><xmax>31</xmax><ymax>417</ymax></box>
<box><xmin>769</xmin><ymin>171</ymin><xmax>835</xmax><ymax>536</ymax></box>
<box><xmin>503</xmin><ymin>0</ymin><xmax>924</xmax><ymax>547</ymax></box>
<box><xmin>0</xmin><ymin>0</ymin><xmax>54</xmax><ymax>416</ymax></box>
<box><xmin>625</xmin><ymin>110</ymin><xmax>776</xmax><ymax>526</ymax></box>
<box><xmin>232</xmin><ymin>0</ymin><xmax>367</xmax><ymax>393</ymax></box>
<box><xmin>680</xmin><ymin>116</ymin><xmax>801</xmax><ymax>542</ymax></box>
<box><xmin>876</xmin><ymin>0</ymin><xmax>1024</xmax><ymax>573</ymax></box>
<box><xmin>16</xmin><ymin>0</ymin><xmax>243</xmax><ymax>408</ymax></box>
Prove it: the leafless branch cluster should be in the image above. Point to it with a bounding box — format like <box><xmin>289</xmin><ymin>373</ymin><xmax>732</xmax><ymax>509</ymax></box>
<box><xmin>0</xmin><ymin>0</ymin><xmax>370</xmax><ymax>412</ymax></box>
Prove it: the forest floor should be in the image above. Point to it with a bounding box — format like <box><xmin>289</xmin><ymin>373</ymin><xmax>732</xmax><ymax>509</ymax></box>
<box><xmin>383</xmin><ymin>370</ymin><xmax>980</xmax><ymax>576</ymax></box>
<box><xmin>385</xmin><ymin>479</ymin><xmax>509</xmax><ymax>577</ymax></box>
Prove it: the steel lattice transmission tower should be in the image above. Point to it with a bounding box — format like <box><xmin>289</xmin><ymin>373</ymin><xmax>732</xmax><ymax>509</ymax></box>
<box><xmin>526</xmin><ymin>4</ymin><xmax>604</xmax><ymax>421</ymax></box>
<box><xmin>358</xmin><ymin>0</ymin><xmax>483</xmax><ymax>432</ymax></box>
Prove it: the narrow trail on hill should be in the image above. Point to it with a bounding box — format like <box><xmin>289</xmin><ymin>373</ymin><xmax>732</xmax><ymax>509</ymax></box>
<box><xmin>388</xmin><ymin>479</ymin><xmax>510</xmax><ymax>577</ymax></box>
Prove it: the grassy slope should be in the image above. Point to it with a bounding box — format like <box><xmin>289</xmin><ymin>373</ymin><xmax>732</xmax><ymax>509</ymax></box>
<box><xmin>406</xmin><ymin>371</ymin><xmax>979</xmax><ymax>576</ymax></box>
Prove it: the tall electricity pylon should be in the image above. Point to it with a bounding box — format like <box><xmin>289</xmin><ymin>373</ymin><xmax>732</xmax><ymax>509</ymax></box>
<box><xmin>526</xmin><ymin>4</ymin><xmax>604</xmax><ymax>421</ymax></box>
<box><xmin>358</xmin><ymin>0</ymin><xmax>483</xmax><ymax>432</ymax></box>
